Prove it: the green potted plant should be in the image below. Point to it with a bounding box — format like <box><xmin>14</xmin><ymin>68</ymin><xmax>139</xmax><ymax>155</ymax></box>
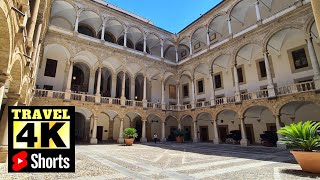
<box><xmin>122</xmin><ymin>128</ymin><xmax>138</xmax><ymax>146</ymax></box>
<box><xmin>277</xmin><ymin>121</ymin><xmax>320</xmax><ymax>173</ymax></box>
<box><xmin>174</xmin><ymin>129</ymin><xmax>185</xmax><ymax>143</ymax></box>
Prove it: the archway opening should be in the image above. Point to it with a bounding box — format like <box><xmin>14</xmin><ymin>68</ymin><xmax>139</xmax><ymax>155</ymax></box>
<box><xmin>71</xmin><ymin>62</ymin><xmax>90</xmax><ymax>93</ymax></box>
<box><xmin>75</xmin><ymin>112</ymin><xmax>87</xmax><ymax>143</ymax></box>
<box><xmin>216</xmin><ymin>109</ymin><xmax>240</xmax><ymax>144</ymax></box>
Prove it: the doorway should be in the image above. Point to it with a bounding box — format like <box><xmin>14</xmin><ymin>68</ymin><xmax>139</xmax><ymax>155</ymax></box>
<box><xmin>183</xmin><ymin>126</ymin><xmax>191</xmax><ymax>141</ymax></box>
<box><xmin>218</xmin><ymin>125</ymin><xmax>228</xmax><ymax>143</ymax></box>
<box><xmin>239</xmin><ymin>124</ymin><xmax>255</xmax><ymax>144</ymax></box>
<box><xmin>97</xmin><ymin>126</ymin><xmax>103</xmax><ymax>141</ymax></box>
<box><xmin>199</xmin><ymin>126</ymin><xmax>209</xmax><ymax>142</ymax></box>
<box><xmin>135</xmin><ymin>120</ymin><xmax>142</xmax><ymax>141</ymax></box>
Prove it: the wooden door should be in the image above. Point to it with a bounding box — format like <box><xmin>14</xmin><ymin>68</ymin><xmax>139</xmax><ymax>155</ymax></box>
<box><xmin>200</xmin><ymin>126</ymin><xmax>209</xmax><ymax>142</ymax></box>
<box><xmin>97</xmin><ymin>126</ymin><xmax>103</xmax><ymax>141</ymax></box>
<box><xmin>218</xmin><ymin>125</ymin><xmax>228</xmax><ymax>143</ymax></box>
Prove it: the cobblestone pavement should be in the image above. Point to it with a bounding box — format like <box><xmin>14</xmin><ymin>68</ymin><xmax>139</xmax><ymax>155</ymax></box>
<box><xmin>1</xmin><ymin>143</ymin><xmax>320</xmax><ymax>180</ymax></box>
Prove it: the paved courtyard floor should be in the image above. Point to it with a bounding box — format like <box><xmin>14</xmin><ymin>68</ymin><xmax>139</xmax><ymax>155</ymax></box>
<box><xmin>1</xmin><ymin>143</ymin><xmax>320</xmax><ymax>180</ymax></box>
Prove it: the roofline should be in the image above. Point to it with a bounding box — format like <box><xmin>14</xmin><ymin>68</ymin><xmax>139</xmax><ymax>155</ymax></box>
<box><xmin>178</xmin><ymin>0</ymin><xmax>226</xmax><ymax>34</ymax></box>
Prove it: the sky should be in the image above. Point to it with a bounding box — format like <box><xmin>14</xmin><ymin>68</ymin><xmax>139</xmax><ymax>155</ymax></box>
<box><xmin>104</xmin><ymin>0</ymin><xmax>222</xmax><ymax>33</ymax></box>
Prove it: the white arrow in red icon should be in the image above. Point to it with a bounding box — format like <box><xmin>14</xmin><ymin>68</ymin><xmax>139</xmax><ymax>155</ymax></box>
<box><xmin>18</xmin><ymin>158</ymin><xmax>23</xmax><ymax>164</ymax></box>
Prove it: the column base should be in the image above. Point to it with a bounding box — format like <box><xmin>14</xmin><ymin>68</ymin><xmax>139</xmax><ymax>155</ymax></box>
<box><xmin>235</xmin><ymin>94</ymin><xmax>241</xmax><ymax>103</ymax></box>
<box><xmin>210</xmin><ymin>98</ymin><xmax>216</xmax><ymax>107</ymax></box>
<box><xmin>90</xmin><ymin>138</ymin><xmax>98</xmax><ymax>144</ymax></box>
<box><xmin>193</xmin><ymin>138</ymin><xmax>198</xmax><ymax>143</ymax></box>
<box><xmin>213</xmin><ymin>138</ymin><xmax>221</xmax><ymax>144</ymax></box>
<box><xmin>267</xmin><ymin>85</ymin><xmax>276</xmax><ymax>98</ymax></box>
<box><xmin>276</xmin><ymin>141</ymin><xmax>287</xmax><ymax>149</ymax></box>
<box><xmin>161</xmin><ymin>103</ymin><xmax>166</xmax><ymax>110</ymax></box>
<box><xmin>0</xmin><ymin>146</ymin><xmax>8</xmax><ymax>163</ymax></box>
<box><xmin>118</xmin><ymin>137</ymin><xmax>124</xmax><ymax>144</ymax></box>
<box><xmin>240</xmin><ymin>139</ymin><xmax>248</xmax><ymax>146</ymax></box>
<box><xmin>140</xmin><ymin>138</ymin><xmax>147</xmax><ymax>143</ymax></box>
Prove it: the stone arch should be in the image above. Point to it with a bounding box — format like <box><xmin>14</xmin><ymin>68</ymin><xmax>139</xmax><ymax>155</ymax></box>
<box><xmin>275</xmin><ymin>95</ymin><xmax>320</xmax><ymax>115</ymax></box>
<box><xmin>232</xmin><ymin>41</ymin><xmax>263</xmax><ymax>65</ymax></box>
<box><xmin>75</xmin><ymin>106</ymin><xmax>93</xmax><ymax>143</ymax></box>
<box><xmin>0</xmin><ymin>0</ymin><xmax>12</xmax><ymax>74</ymax></box>
<box><xmin>8</xmin><ymin>52</ymin><xmax>24</xmax><ymax>94</ymax></box>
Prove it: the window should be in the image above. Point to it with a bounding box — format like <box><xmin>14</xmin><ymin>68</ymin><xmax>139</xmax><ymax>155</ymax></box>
<box><xmin>169</xmin><ymin>84</ymin><xmax>176</xmax><ymax>99</ymax></box>
<box><xmin>44</xmin><ymin>59</ymin><xmax>58</xmax><ymax>77</ymax></box>
<box><xmin>43</xmin><ymin>85</ymin><xmax>53</xmax><ymax>90</ymax></box>
<box><xmin>292</xmin><ymin>48</ymin><xmax>308</xmax><ymax>69</ymax></box>
<box><xmin>259</xmin><ymin>61</ymin><xmax>267</xmax><ymax>78</ymax></box>
<box><xmin>214</xmin><ymin>73</ymin><xmax>222</xmax><ymax>89</ymax></box>
<box><xmin>197</xmin><ymin>79</ymin><xmax>204</xmax><ymax>94</ymax></box>
<box><xmin>237</xmin><ymin>67</ymin><xmax>244</xmax><ymax>83</ymax></box>
<box><xmin>182</xmin><ymin>84</ymin><xmax>189</xmax><ymax>98</ymax></box>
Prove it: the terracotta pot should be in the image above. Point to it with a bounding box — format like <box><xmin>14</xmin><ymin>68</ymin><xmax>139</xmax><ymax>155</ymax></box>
<box><xmin>176</xmin><ymin>136</ymin><xmax>183</xmax><ymax>143</ymax></box>
<box><xmin>124</xmin><ymin>138</ymin><xmax>135</xmax><ymax>146</ymax></box>
<box><xmin>291</xmin><ymin>150</ymin><xmax>320</xmax><ymax>173</ymax></box>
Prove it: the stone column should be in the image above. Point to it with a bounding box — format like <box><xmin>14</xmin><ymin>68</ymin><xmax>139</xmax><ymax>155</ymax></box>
<box><xmin>0</xmin><ymin>73</ymin><xmax>9</xmax><ymax>107</ymax></box>
<box><xmin>189</xmin><ymin>39</ymin><xmax>193</xmax><ymax>56</ymax></box>
<box><xmin>74</xmin><ymin>12</ymin><xmax>80</xmax><ymax>32</ymax></box>
<box><xmin>177</xmin><ymin>83</ymin><xmax>181</xmax><ymax>106</ymax></box>
<box><xmin>311</xmin><ymin>0</ymin><xmax>320</xmax><ymax>35</ymax></box>
<box><xmin>131</xmin><ymin>79</ymin><xmax>135</xmax><ymax>100</ymax></box>
<box><xmin>178</xmin><ymin>122</ymin><xmax>182</xmax><ymax>130</ymax></box>
<box><xmin>206</xmin><ymin>28</ymin><xmax>210</xmax><ymax>46</ymax></box>
<box><xmin>140</xmin><ymin>120</ymin><xmax>147</xmax><ymax>143</ymax></box>
<box><xmin>143</xmin><ymin>35</ymin><xmax>147</xmax><ymax>53</ymax></box>
<box><xmin>275</xmin><ymin>114</ymin><xmax>286</xmax><ymax>149</ymax></box>
<box><xmin>306</xmin><ymin>35</ymin><xmax>320</xmax><ymax>91</ymax></box>
<box><xmin>118</xmin><ymin>118</ymin><xmax>124</xmax><ymax>143</ymax></box>
<box><xmin>227</xmin><ymin>18</ymin><xmax>233</xmax><ymax>36</ymax></box>
<box><xmin>95</xmin><ymin>67</ymin><xmax>102</xmax><ymax>95</ymax></box>
<box><xmin>124</xmin><ymin>29</ymin><xmax>127</xmax><ymax>47</ymax></box>
<box><xmin>209</xmin><ymin>72</ymin><xmax>216</xmax><ymax>106</ymax></box>
<box><xmin>161</xmin><ymin>79</ymin><xmax>165</xmax><ymax>109</ymax></box>
<box><xmin>90</xmin><ymin>116</ymin><xmax>98</xmax><ymax>144</ymax></box>
<box><xmin>111</xmin><ymin>76</ymin><xmax>117</xmax><ymax>98</ymax></box>
<box><xmin>191</xmin><ymin>78</ymin><xmax>196</xmax><ymax>109</ymax></box>
<box><xmin>263</xmin><ymin>51</ymin><xmax>276</xmax><ymax>97</ymax></box>
<box><xmin>161</xmin><ymin>121</ymin><xmax>166</xmax><ymax>142</ymax></box>
<box><xmin>160</xmin><ymin>40</ymin><xmax>164</xmax><ymax>58</ymax></box>
<box><xmin>175</xmin><ymin>47</ymin><xmax>179</xmax><ymax>63</ymax></box>
<box><xmin>121</xmin><ymin>72</ymin><xmax>126</xmax><ymax>99</ymax></box>
<box><xmin>254</xmin><ymin>0</ymin><xmax>261</xmax><ymax>22</ymax></box>
<box><xmin>27</xmin><ymin>0</ymin><xmax>41</xmax><ymax>43</ymax></box>
<box><xmin>213</xmin><ymin>120</ymin><xmax>220</xmax><ymax>144</ymax></box>
<box><xmin>31</xmin><ymin>22</ymin><xmax>43</xmax><ymax>63</ymax></box>
<box><xmin>101</xmin><ymin>22</ymin><xmax>106</xmax><ymax>40</ymax></box>
<box><xmin>88</xmin><ymin>70</ymin><xmax>95</xmax><ymax>94</ymax></box>
<box><xmin>193</xmin><ymin>121</ymin><xmax>198</xmax><ymax>142</ymax></box>
<box><xmin>233</xmin><ymin>65</ymin><xmax>241</xmax><ymax>102</ymax></box>
<box><xmin>0</xmin><ymin>93</ymin><xmax>20</xmax><ymax>147</ymax></box>
<box><xmin>66</xmin><ymin>61</ymin><xmax>74</xmax><ymax>92</ymax></box>
<box><xmin>240</xmin><ymin>117</ymin><xmax>248</xmax><ymax>146</ymax></box>
<box><xmin>142</xmin><ymin>76</ymin><xmax>147</xmax><ymax>101</ymax></box>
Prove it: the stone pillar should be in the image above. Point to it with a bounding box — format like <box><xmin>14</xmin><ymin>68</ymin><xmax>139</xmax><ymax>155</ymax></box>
<box><xmin>74</xmin><ymin>12</ymin><xmax>80</xmax><ymax>32</ymax></box>
<box><xmin>160</xmin><ymin>41</ymin><xmax>164</xmax><ymax>58</ymax></box>
<box><xmin>176</xmin><ymin>83</ymin><xmax>181</xmax><ymax>106</ymax></box>
<box><xmin>206</xmin><ymin>28</ymin><xmax>210</xmax><ymax>46</ymax></box>
<box><xmin>142</xmin><ymin>76</ymin><xmax>147</xmax><ymax>101</ymax></box>
<box><xmin>175</xmin><ymin>48</ymin><xmax>179</xmax><ymax>63</ymax></box>
<box><xmin>27</xmin><ymin>0</ymin><xmax>41</xmax><ymax>43</ymax></box>
<box><xmin>101</xmin><ymin>22</ymin><xmax>106</xmax><ymax>40</ymax></box>
<box><xmin>124</xmin><ymin>29</ymin><xmax>127</xmax><ymax>47</ymax></box>
<box><xmin>90</xmin><ymin>116</ymin><xmax>98</xmax><ymax>144</ymax></box>
<box><xmin>31</xmin><ymin>22</ymin><xmax>43</xmax><ymax>63</ymax></box>
<box><xmin>275</xmin><ymin>114</ymin><xmax>286</xmax><ymax>149</ymax></box>
<box><xmin>0</xmin><ymin>93</ymin><xmax>20</xmax><ymax>147</ymax></box>
<box><xmin>161</xmin><ymin>79</ymin><xmax>165</xmax><ymax>109</ymax></box>
<box><xmin>193</xmin><ymin>121</ymin><xmax>198</xmax><ymax>142</ymax></box>
<box><xmin>118</xmin><ymin>118</ymin><xmax>124</xmax><ymax>143</ymax></box>
<box><xmin>213</xmin><ymin>120</ymin><xmax>220</xmax><ymax>144</ymax></box>
<box><xmin>178</xmin><ymin>123</ymin><xmax>182</xmax><ymax>130</ymax></box>
<box><xmin>143</xmin><ymin>35</ymin><xmax>147</xmax><ymax>53</ymax></box>
<box><xmin>131</xmin><ymin>79</ymin><xmax>135</xmax><ymax>100</ymax></box>
<box><xmin>66</xmin><ymin>61</ymin><xmax>74</xmax><ymax>92</ymax></box>
<box><xmin>191</xmin><ymin>78</ymin><xmax>196</xmax><ymax>109</ymax></box>
<box><xmin>0</xmin><ymin>73</ymin><xmax>9</xmax><ymax>107</ymax></box>
<box><xmin>306</xmin><ymin>35</ymin><xmax>320</xmax><ymax>91</ymax></box>
<box><xmin>161</xmin><ymin>121</ymin><xmax>166</xmax><ymax>142</ymax></box>
<box><xmin>263</xmin><ymin>51</ymin><xmax>276</xmax><ymax>97</ymax></box>
<box><xmin>254</xmin><ymin>0</ymin><xmax>261</xmax><ymax>22</ymax></box>
<box><xmin>88</xmin><ymin>70</ymin><xmax>95</xmax><ymax>95</ymax></box>
<box><xmin>140</xmin><ymin>120</ymin><xmax>147</xmax><ymax>143</ymax></box>
<box><xmin>209</xmin><ymin>72</ymin><xmax>216</xmax><ymax>106</ymax></box>
<box><xmin>95</xmin><ymin>67</ymin><xmax>102</xmax><ymax>95</ymax></box>
<box><xmin>111</xmin><ymin>76</ymin><xmax>117</xmax><ymax>98</ymax></box>
<box><xmin>227</xmin><ymin>18</ymin><xmax>233</xmax><ymax>36</ymax></box>
<box><xmin>189</xmin><ymin>39</ymin><xmax>193</xmax><ymax>56</ymax></box>
<box><xmin>240</xmin><ymin>117</ymin><xmax>248</xmax><ymax>146</ymax></box>
<box><xmin>233</xmin><ymin>65</ymin><xmax>241</xmax><ymax>102</ymax></box>
<box><xmin>121</xmin><ymin>72</ymin><xmax>126</xmax><ymax>99</ymax></box>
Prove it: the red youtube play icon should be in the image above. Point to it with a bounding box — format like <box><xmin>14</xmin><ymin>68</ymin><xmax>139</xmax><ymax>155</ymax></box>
<box><xmin>12</xmin><ymin>151</ymin><xmax>28</xmax><ymax>172</ymax></box>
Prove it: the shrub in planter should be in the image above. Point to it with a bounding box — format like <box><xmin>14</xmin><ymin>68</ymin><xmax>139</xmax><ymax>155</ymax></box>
<box><xmin>277</xmin><ymin>121</ymin><xmax>320</xmax><ymax>173</ymax></box>
<box><xmin>122</xmin><ymin>128</ymin><xmax>138</xmax><ymax>146</ymax></box>
<box><xmin>174</xmin><ymin>129</ymin><xmax>186</xmax><ymax>143</ymax></box>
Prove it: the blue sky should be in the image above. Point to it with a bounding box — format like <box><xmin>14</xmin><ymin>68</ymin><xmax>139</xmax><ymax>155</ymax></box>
<box><xmin>104</xmin><ymin>0</ymin><xmax>222</xmax><ymax>33</ymax></box>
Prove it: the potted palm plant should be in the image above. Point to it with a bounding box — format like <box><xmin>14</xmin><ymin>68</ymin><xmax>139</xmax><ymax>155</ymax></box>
<box><xmin>174</xmin><ymin>129</ymin><xmax>185</xmax><ymax>143</ymax></box>
<box><xmin>122</xmin><ymin>128</ymin><xmax>138</xmax><ymax>146</ymax></box>
<box><xmin>277</xmin><ymin>121</ymin><xmax>320</xmax><ymax>173</ymax></box>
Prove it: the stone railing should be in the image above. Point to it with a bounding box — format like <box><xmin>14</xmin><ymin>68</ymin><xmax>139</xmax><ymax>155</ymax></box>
<box><xmin>33</xmin><ymin>81</ymin><xmax>316</xmax><ymax>111</ymax></box>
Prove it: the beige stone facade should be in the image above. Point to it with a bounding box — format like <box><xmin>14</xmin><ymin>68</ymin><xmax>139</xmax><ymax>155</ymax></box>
<box><xmin>1</xmin><ymin>0</ymin><xmax>320</xmax><ymax>151</ymax></box>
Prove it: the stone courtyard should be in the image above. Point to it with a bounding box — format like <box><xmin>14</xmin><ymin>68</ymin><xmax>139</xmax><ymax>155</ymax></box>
<box><xmin>1</xmin><ymin>143</ymin><xmax>320</xmax><ymax>180</ymax></box>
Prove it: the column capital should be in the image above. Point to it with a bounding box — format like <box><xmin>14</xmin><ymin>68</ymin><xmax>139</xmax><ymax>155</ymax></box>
<box><xmin>6</xmin><ymin>93</ymin><xmax>21</xmax><ymax>101</ymax></box>
<box><xmin>262</xmin><ymin>50</ymin><xmax>269</xmax><ymax>56</ymax></box>
<box><xmin>305</xmin><ymin>33</ymin><xmax>312</xmax><ymax>40</ymax></box>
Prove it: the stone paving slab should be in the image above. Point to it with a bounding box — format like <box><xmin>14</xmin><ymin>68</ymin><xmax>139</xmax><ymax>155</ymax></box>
<box><xmin>0</xmin><ymin>143</ymin><xmax>320</xmax><ymax>180</ymax></box>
